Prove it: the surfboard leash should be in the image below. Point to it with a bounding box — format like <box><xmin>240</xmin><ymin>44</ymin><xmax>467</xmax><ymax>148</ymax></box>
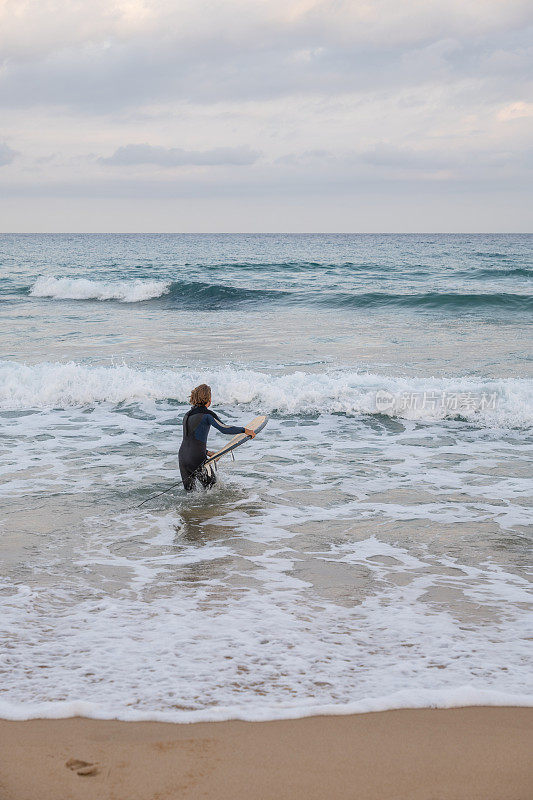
<box><xmin>136</xmin><ymin>479</ymin><xmax>184</xmax><ymax>508</ymax></box>
<box><xmin>135</xmin><ymin>459</ymin><xmax>219</xmax><ymax>508</ymax></box>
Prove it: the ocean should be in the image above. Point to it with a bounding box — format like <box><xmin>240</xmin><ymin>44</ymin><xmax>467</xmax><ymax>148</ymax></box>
<box><xmin>0</xmin><ymin>233</ymin><xmax>531</xmax><ymax>722</ymax></box>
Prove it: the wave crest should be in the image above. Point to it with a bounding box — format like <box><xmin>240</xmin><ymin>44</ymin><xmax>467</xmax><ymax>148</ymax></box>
<box><xmin>30</xmin><ymin>276</ymin><xmax>170</xmax><ymax>303</ymax></box>
<box><xmin>28</xmin><ymin>276</ymin><xmax>533</xmax><ymax>312</ymax></box>
<box><xmin>1</xmin><ymin>361</ymin><xmax>531</xmax><ymax>428</ymax></box>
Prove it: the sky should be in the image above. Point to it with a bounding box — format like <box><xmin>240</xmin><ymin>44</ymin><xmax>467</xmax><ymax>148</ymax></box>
<box><xmin>1</xmin><ymin>0</ymin><xmax>532</xmax><ymax>232</ymax></box>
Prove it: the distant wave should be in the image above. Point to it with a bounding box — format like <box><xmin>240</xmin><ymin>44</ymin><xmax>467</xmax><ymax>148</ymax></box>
<box><xmin>320</xmin><ymin>291</ymin><xmax>533</xmax><ymax>311</ymax></box>
<box><xmin>165</xmin><ymin>281</ymin><xmax>286</xmax><ymax>306</ymax></box>
<box><xmin>474</xmin><ymin>251</ymin><xmax>512</xmax><ymax>259</ymax></box>
<box><xmin>27</xmin><ymin>276</ymin><xmax>533</xmax><ymax>312</ymax></box>
<box><xmin>1</xmin><ymin>361</ymin><xmax>531</xmax><ymax>428</ymax></box>
<box><xmin>30</xmin><ymin>276</ymin><xmax>171</xmax><ymax>303</ymax></box>
<box><xmin>455</xmin><ymin>267</ymin><xmax>533</xmax><ymax>280</ymax></box>
<box><xmin>195</xmin><ymin>260</ymin><xmax>384</xmax><ymax>272</ymax></box>
<box><xmin>28</xmin><ymin>276</ymin><xmax>284</xmax><ymax>307</ymax></box>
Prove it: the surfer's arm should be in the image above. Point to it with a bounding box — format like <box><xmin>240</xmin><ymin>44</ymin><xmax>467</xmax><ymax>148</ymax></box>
<box><xmin>209</xmin><ymin>417</ymin><xmax>245</xmax><ymax>436</ymax></box>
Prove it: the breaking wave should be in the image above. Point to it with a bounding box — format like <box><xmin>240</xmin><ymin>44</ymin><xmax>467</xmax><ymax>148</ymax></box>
<box><xmin>30</xmin><ymin>276</ymin><xmax>171</xmax><ymax>303</ymax></box>
<box><xmin>27</xmin><ymin>276</ymin><xmax>532</xmax><ymax>312</ymax></box>
<box><xmin>1</xmin><ymin>360</ymin><xmax>531</xmax><ymax>428</ymax></box>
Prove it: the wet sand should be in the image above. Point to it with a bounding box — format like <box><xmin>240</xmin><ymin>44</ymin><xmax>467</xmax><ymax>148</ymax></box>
<box><xmin>0</xmin><ymin>707</ymin><xmax>532</xmax><ymax>800</ymax></box>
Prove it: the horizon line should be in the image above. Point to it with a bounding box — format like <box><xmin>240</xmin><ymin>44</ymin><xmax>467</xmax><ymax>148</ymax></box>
<box><xmin>1</xmin><ymin>231</ymin><xmax>531</xmax><ymax>236</ymax></box>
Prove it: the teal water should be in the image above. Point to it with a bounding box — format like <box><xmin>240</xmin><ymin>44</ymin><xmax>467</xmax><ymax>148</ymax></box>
<box><xmin>0</xmin><ymin>234</ymin><xmax>531</xmax><ymax>722</ymax></box>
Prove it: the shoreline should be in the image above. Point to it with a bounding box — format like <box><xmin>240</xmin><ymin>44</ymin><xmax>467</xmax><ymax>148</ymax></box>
<box><xmin>1</xmin><ymin>707</ymin><xmax>532</xmax><ymax>800</ymax></box>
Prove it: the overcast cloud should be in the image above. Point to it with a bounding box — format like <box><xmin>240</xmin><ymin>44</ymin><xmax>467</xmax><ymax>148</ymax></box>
<box><xmin>102</xmin><ymin>144</ymin><xmax>260</xmax><ymax>166</ymax></box>
<box><xmin>0</xmin><ymin>142</ymin><xmax>17</xmax><ymax>166</ymax></box>
<box><xmin>1</xmin><ymin>0</ymin><xmax>532</xmax><ymax>231</ymax></box>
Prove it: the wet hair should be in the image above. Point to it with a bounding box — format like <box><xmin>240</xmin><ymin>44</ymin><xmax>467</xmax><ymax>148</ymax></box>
<box><xmin>189</xmin><ymin>384</ymin><xmax>211</xmax><ymax>406</ymax></box>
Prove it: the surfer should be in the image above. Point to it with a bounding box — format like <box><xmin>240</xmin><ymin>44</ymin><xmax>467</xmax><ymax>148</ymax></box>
<box><xmin>179</xmin><ymin>384</ymin><xmax>256</xmax><ymax>492</ymax></box>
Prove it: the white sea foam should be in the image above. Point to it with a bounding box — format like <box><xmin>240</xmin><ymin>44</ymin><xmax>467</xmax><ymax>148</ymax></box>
<box><xmin>4</xmin><ymin>238</ymin><xmax>532</xmax><ymax>725</ymax></box>
<box><xmin>0</xmin><ymin>360</ymin><xmax>531</xmax><ymax>427</ymax></box>
<box><xmin>0</xmin><ymin>523</ymin><xmax>531</xmax><ymax>723</ymax></box>
<box><xmin>0</xmin><ymin>688</ymin><xmax>531</xmax><ymax>723</ymax></box>
<box><xmin>1</xmin><ymin>378</ymin><xmax>531</xmax><ymax>722</ymax></box>
<box><xmin>30</xmin><ymin>276</ymin><xmax>170</xmax><ymax>302</ymax></box>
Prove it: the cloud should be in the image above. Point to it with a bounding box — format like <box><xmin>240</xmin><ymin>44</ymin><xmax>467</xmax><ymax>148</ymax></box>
<box><xmin>0</xmin><ymin>1</ymin><xmax>531</xmax><ymax>111</ymax></box>
<box><xmin>360</xmin><ymin>144</ymin><xmax>456</xmax><ymax>171</ymax></box>
<box><xmin>5</xmin><ymin>140</ymin><xmax>531</xmax><ymax>201</ymax></box>
<box><xmin>101</xmin><ymin>143</ymin><xmax>260</xmax><ymax>166</ymax></box>
<box><xmin>2</xmin><ymin>1</ymin><xmax>530</xmax><ymax>59</ymax></box>
<box><xmin>1</xmin><ymin>1</ymin><xmax>531</xmax><ymax>230</ymax></box>
<box><xmin>268</xmin><ymin>142</ymin><xmax>533</xmax><ymax>185</ymax></box>
<box><xmin>0</xmin><ymin>142</ymin><xmax>17</xmax><ymax>166</ymax></box>
<box><xmin>498</xmin><ymin>101</ymin><xmax>533</xmax><ymax>121</ymax></box>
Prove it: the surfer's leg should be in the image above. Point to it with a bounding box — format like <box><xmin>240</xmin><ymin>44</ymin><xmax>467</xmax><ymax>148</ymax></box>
<box><xmin>181</xmin><ymin>473</ymin><xmax>195</xmax><ymax>492</ymax></box>
<box><xmin>182</xmin><ymin>474</ymin><xmax>195</xmax><ymax>492</ymax></box>
<box><xmin>197</xmin><ymin>463</ymin><xmax>217</xmax><ymax>490</ymax></box>
<box><xmin>179</xmin><ymin>459</ymin><xmax>196</xmax><ymax>492</ymax></box>
<box><xmin>179</xmin><ymin>443</ymin><xmax>209</xmax><ymax>492</ymax></box>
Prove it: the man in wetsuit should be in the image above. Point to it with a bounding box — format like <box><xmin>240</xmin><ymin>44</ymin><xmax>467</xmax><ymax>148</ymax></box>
<box><xmin>179</xmin><ymin>383</ymin><xmax>255</xmax><ymax>491</ymax></box>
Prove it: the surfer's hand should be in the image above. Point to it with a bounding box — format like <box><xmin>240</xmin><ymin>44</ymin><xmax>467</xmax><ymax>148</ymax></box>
<box><xmin>245</xmin><ymin>428</ymin><xmax>256</xmax><ymax>438</ymax></box>
<box><xmin>207</xmin><ymin>450</ymin><xmax>214</xmax><ymax>457</ymax></box>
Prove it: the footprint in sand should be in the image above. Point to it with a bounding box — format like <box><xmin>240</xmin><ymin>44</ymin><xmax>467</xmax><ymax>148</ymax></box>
<box><xmin>65</xmin><ymin>758</ymin><xmax>99</xmax><ymax>776</ymax></box>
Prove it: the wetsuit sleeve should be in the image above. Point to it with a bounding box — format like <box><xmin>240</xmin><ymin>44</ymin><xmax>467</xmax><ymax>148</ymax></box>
<box><xmin>209</xmin><ymin>417</ymin><xmax>245</xmax><ymax>435</ymax></box>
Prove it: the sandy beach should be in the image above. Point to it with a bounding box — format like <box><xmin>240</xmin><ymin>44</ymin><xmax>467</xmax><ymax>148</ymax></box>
<box><xmin>1</xmin><ymin>707</ymin><xmax>531</xmax><ymax>800</ymax></box>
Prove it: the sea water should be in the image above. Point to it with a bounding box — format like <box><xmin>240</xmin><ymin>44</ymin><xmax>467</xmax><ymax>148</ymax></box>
<box><xmin>0</xmin><ymin>233</ymin><xmax>531</xmax><ymax>722</ymax></box>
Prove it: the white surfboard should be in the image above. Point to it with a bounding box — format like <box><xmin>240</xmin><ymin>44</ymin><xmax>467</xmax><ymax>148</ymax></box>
<box><xmin>204</xmin><ymin>415</ymin><xmax>268</xmax><ymax>465</ymax></box>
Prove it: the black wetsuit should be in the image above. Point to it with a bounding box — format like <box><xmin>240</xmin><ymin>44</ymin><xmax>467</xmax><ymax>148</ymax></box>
<box><xmin>179</xmin><ymin>405</ymin><xmax>245</xmax><ymax>491</ymax></box>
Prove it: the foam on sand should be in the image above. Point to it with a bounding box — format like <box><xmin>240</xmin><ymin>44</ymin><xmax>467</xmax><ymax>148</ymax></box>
<box><xmin>0</xmin><ymin>687</ymin><xmax>531</xmax><ymax>723</ymax></box>
<box><xmin>0</xmin><ymin>521</ymin><xmax>531</xmax><ymax>723</ymax></box>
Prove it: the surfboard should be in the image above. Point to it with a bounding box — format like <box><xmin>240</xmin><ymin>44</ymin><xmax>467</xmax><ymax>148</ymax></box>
<box><xmin>204</xmin><ymin>415</ymin><xmax>268</xmax><ymax>466</ymax></box>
